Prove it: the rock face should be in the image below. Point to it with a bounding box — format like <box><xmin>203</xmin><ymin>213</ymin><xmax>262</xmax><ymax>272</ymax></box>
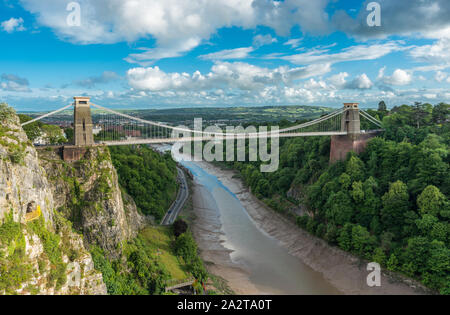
<box><xmin>0</xmin><ymin>104</ymin><xmax>106</xmax><ymax>295</ymax></box>
<box><xmin>0</xmin><ymin>114</ymin><xmax>54</xmax><ymax>225</ymax></box>
<box><xmin>38</xmin><ymin>145</ymin><xmax>147</xmax><ymax>259</ymax></box>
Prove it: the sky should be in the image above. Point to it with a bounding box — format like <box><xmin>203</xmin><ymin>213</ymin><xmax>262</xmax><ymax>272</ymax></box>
<box><xmin>0</xmin><ymin>0</ymin><xmax>449</xmax><ymax>111</ymax></box>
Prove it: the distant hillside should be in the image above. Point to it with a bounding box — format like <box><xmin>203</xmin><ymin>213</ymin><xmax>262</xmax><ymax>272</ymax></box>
<box><xmin>20</xmin><ymin>105</ymin><xmax>334</xmax><ymax>126</ymax></box>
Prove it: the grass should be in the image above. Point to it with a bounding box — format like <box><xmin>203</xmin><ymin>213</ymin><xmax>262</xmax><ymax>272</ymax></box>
<box><xmin>137</xmin><ymin>226</ymin><xmax>189</xmax><ymax>281</ymax></box>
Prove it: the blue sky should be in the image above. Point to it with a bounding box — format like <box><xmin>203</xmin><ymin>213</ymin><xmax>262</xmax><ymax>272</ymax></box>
<box><xmin>0</xmin><ymin>0</ymin><xmax>449</xmax><ymax>111</ymax></box>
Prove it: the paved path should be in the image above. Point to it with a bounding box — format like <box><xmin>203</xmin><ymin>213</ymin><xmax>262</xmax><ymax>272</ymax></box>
<box><xmin>161</xmin><ymin>167</ymin><xmax>189</xmax><ymax>225</ymax></box>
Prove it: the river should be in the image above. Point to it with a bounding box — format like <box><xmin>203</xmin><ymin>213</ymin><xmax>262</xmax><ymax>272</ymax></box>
<box><xmin>173</xmin><ymin>155</ymin><xmax>341</xmax><ymax>295</ymax></box>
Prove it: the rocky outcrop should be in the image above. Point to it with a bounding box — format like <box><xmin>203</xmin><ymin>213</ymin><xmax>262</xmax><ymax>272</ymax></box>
<box><xmin>0</xmin><ymin>104</ymin><xmax>106</xmax><ymax>295</ymax></box>
<box><xmin>38</xmin><ymin>146</ymin><xmax>146</xmax><ymax>259</ymax></box>
<box><xmin>0</xmin><ymin>112</ymin><xmax>54</xmax><ymax>225</ymax></box>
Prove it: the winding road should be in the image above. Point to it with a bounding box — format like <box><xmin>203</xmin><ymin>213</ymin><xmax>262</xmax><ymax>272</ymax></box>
<box><xmin>161</xmin><ymin>167</ymin><xmax>189</xmax><ymax>225</ymax></box>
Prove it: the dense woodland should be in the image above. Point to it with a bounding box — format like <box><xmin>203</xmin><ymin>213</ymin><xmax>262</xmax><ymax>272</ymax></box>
<box><xmin>109</xmin><ymin>146</ymin><xmax>178</xmax><ymax>222</ymax></box>
<box><xmin>224</xmin><ymin>102</ymin><xmax>449</xmax><ymax>294</ymax></box>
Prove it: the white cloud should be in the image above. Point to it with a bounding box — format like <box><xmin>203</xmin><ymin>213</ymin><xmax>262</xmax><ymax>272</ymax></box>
<box><xmin>379</xmin><ymin>69</ymin><xmax>412</xmax><ymax>86</ymax></box>
<box><xmin>278</xmin><ymin>42</ymin><xmax>408</xmax><ymax>65</ymax></box>
<box><xmin>410</xmin><ymin>38</ymin><xmax>450</xmax><ymax>64</ymax></box>
<box><xmin>303</xmin><ymin>78</ymin><xmax>327</xmax><ymax>90</ymax></box>
<box><xmin>434</xmin><ymin>71</ymin><xmax>447</xmax><ymax>82</ymax></box>
<box><xmin>199</xmin><ymin>47</ymin><xmax>254</xmax><ymax>61</ymax></box>
<box><xmin>73</xmin><ymin>71</ymin><xmax>120</xmax><ymax>88</ymax></box>
<box><xmin>333</xmin><ymin>0</ymin><xmax>450</xmax><ymax>40</ymax></box>
<box><xmin>253</xmin><ymin>34</ymin><xmax>277</xmax><ymax>47</ymax></box>
<box><xmin>1</xmin><ymin>17</ymin><xmax>25</xmax><ymax>33</ymax></box>
<box><xmin>326</xmin><ymin>72</ymin><xmax>372</xmax><ymax>90</ymax></box>
<box><xmin>328</xmin><ymin>72</ymin><xmax>349</xmax><ymax>88</ymax></box>
<box><xmin>126</xmin><ymin>62</ymin><xmax>332</xmax><ymax>93</ymax></box>
<box><xmin>19</xmin><ymin>0</ymin><xmax>330</xmax><ymax>62</ymax></box>
<box><xmin>0</xmin><ymin>73</ymin><xmax>30</xmax><ymax>92</ymax></box>
<box><xmin>345</xmin><ymin>74</ymin><xmax>373</xmax><ymax>90</ymax></box>
<box><xmin>284</xmin><ymin>38</ymin><xmax>303</xmax><ymax>48</ymax></box>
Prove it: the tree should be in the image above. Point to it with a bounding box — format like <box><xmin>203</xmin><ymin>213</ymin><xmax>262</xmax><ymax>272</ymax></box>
<box><xmin>386</xmin><ymin>253</ymin><xmax>399</xmax><ymax>271</ymax></box>
<box><xmin>372</xmin><ymin>247</ymin><xmax>387</xmax><ymax>265</ymax></box>
<box><xmin>404</xmin><ymin>237</ymin><xmax>430</xmax><ymax>275</ymax></box>
<box><xmin>325</xmin><ymin>191</ymin><xmax>354</xmax><ymax>226</ymax></box>
<box><xmin>412</xmin><ymin>102</ymin><xmax>430</xmax><ymax>128</ymax></box>
<box><xmin>351</xmin><ymin>225</ymin><xmax>373</xmax><ymax>257</ymax></box>
<box><xmin>337</xmin><ymin>223</ymin><xmax>353</xmax><ymax>251</ymax></box>
<box><xmin>432</xmin><ymin>103</ymin><xmax>449</xmax><ymax>124</ymax></box>
<box><xmin>378</xmin><ymin>100</ymin><xmax>387</xmax><ymax>112</ymax></box>
<box><xmin>417</xmin><ymin>185</ymin><xmax>447</xmax><ymax>217</ymax></box>
<box><xmin>346</xmin><ymin>156</ymin><xmax>365</xmax><ymax>182</ymax></box>
<box><xmin>174</xmin><ymin>233</ymin><xmax>198</xmax><ymax>264</ymax></box>
<box><xmin>42</xmin><ymin>125</ymin><xmax>66</xmax><ymax>144</ymax></box>
<box><xmin>173</xmin><ymin>219</ymin><xmax>188</xmax><ymax>238</ymax></box>
<box><xmin>381</xmin><ymin>181</ymin><xmax>410</xmax><ymax>236</ymax></box>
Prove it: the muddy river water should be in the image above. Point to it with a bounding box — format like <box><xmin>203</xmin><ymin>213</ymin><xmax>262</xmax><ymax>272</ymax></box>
<box><xmin>178</xmin><ymin>158</ymin><xmax>340</xmax><ymax>295</ymax></box>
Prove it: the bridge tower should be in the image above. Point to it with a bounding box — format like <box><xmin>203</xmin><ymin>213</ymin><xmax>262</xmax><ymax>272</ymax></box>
<box><xmin>73</xmin><ymin>96</ymin><xmax>94</xmax><ymax>146</ymax></box>
<box><xmin>330</xmin><ymin>103</ymin><xmax>372</xmax><ymax>163</ymax></box>
<box><xmin>341</xmin><ymin>103</ymin><xmax>360</xmax><ymax>136</ymax></box>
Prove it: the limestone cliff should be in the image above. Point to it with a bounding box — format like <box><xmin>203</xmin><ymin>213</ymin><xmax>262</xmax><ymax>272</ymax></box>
<box><xmin>0</xmin><ymin>104</ymin><xmax>106</xmax><ymax>294</ymax></box>
<box><xmin>38</xmin><ymin>144</ymin><xmax>147</xmax><ymax>259</ymax></box>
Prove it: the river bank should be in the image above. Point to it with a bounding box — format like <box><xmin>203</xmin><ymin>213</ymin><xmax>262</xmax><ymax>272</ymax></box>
<box><xmin>190</xmin><ymin>183</ymin><xmax>273</xmax><ymax>295</ymax></box>
<box><xmin>189</xmin><ymin>161</ymin><xmax>428</xmax><ymax>295</ymax></box>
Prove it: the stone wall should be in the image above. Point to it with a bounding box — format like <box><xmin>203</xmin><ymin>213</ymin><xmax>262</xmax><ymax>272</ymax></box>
<box><xmin>329</xmin><ymin>133</ymin><xmax>376</xmax><ymax>163</ymax></box>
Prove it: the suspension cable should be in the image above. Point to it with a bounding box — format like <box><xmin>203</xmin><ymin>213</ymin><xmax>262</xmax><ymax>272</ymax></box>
<box><xmin>21</xmin><ymin>104</ymin><xmax>73</xmax><ymax>126</ymax></box>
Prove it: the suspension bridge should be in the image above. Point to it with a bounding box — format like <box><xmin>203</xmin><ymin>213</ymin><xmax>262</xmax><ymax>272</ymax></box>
<box><xmin>22</xmin><ymin>97</ymin><xmax>383</xmax><ymax>162</ymax></box>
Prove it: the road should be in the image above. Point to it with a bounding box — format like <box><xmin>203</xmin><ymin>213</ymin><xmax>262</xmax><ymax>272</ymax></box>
<box><xmin>161</xmin><ymin>167</ymin><xmax>189</xmax><ymax>225</ymax></box>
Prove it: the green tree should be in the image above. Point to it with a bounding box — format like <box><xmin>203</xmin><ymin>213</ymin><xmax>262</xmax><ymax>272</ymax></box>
<box><xmin>325</xmin><ymin>191</ymin><xmax>354</xmax><ymax>226</ymax></box>
<box><xmin>381</xmin><ymin>181</ymin><xmax>410</xmax><ymax>236</ymax></box>
<box><xmin>372</xmin><ymin>247</ymin><xmax>387</xmax><ymax>265</ymax></box>
<box><xmin>337</xmin><ymin>223</ymin><xmax>353</xmax><ymax>251</ymax></box>
<box><xmin>351</xmin><ymin>225</ymin><xmax>373</xmax><ymax>257</ymax></box>
<box><xmin>378</xmin><ymin>100</ymin><xmax>387</xmax><ymax>112</ymax></box>
<box><xmin>346</xmin><ymin>156</ymin><xmax>365</xmax><ymax>182</ymax></box>
<box><xmin>387</xmin><ymin>253</ymin><xmax>399</xmax><ymax>271</ymax></box>
<box><xmin>432</xmin><ymin>103</ymin><xmax>449</xmax><ymax>124</ymax></box>
<box><xmin>417</xmin><ymin>185</ymin><xmax>447</xmax><ymax>217</ymax></box>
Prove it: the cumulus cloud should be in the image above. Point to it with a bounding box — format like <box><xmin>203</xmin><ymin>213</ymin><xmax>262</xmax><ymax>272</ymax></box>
<box><xmin>253</xmin><ymin>34</ymin><xmax>277</xmax><ymax>47</ymax></box>
<box><xmin>434</xmin><ymin>71</ymin><xmax>447</xmax><ymax>82</ymax></box>
<box><xmin>378</xmin><ymin>68</ymin><xmax>412</xmax><ymax>86</ymax></box>
<box><xmin>1</xmin><ymin>73</ymin><xmax>30</xmax><ymax>92</ymax></box>
<box><xmin>328</xmin><ymin>72</ymin><xmax>349</xmax><ymax>88</ymax></box>
<box><xmin>19</xmin><ymin>0</ymin><xmax>331</xmax><ymax>62</ymax></box>
<box><xmin>410</xmin><ymin>38</ymin><xmax>450</xmax><ymax>64</ymax></box>
<box><xmin>326</xmin><ymin>72</ymin><xmax>373</xmax><ymax>90</ymax></box>
<box><xmin>199</xmin><ymin>47</ymin><xmax>254</xmax><ymax>60</ymax></box>
<box><xmin>126</xmin><ymin>62</ymin><xmax>332</xmax><ymax>93</ymax></box>
<box><xmin>333</xmin><ymin>0</ymin><xmax>450</xmax><ymax>40</ymax></box>
<box><xmin>1</xmin><ymin>17</ymin><xmax>25</xmax><ymax>33</ymax></box>
<box><xmin>303</xmin><ymin>78</ymin><xmax>327</xmax><ymax>90</ymax></box>
<box><xmin>345</xmin><ymin>73</ymin><xmax>373</xmax><ymax>90</ymax></box>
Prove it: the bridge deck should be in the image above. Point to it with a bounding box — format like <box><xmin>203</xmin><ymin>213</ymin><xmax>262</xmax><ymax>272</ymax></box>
<box><xmin>100</xmin><ymin>131</ymin><xmax>350</xmax><ymax>146</ymax></box>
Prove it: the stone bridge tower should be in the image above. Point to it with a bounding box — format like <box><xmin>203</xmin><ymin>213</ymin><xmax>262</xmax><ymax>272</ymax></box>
<box><xmin>330</xmin><ymin>103</ymin><xmax>374</xmax><ymax>163</ymax></box>
<box><xmin>63</xmin><ymin>96</ymin><xmax>94</xmax><ymax>162</ymax></box>
<box><xmin>73</xmin><ymin>96</ymin><xmax>94</xmax><ymax>146</ymax></box>
<box><xmin>341</xmin><ymin>103</ymin><xmax>360</xmax><ymax>136</ymax></box>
